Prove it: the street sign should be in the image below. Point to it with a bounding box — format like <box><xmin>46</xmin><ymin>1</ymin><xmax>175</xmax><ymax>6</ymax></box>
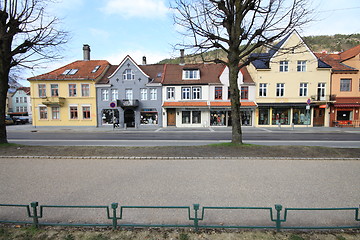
<box><xmin>110</xmin><ymin>102</ymin><xmax>116</xmax><ymax>108</ymax></box>
<box><xmin>307</xmin><ymin>98</ymin><xmax>311</xmax><ymax>105</ymax></box>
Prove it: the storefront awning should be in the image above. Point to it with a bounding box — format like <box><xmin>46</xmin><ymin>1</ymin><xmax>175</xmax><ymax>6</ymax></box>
<box><xmin>257</xmin><ymin>103</ymin><xmax>316</xmax><ymax>107</ymax></box>
<box><xmin>210</xmin><ymin>101</ymin><xmax>257</xmax><ymax>108</ymax></box>
<box><xmin>163</xmin><ymin>101</ymin><xmax>208</xmax><ymax>107</ymax></box>
<box><xmin>334</xmin><ymin>104</ymin><xmax>360</xmax><ymax>108</ymax></box>
<box><xmin>319</xmin><ymin>104</ymin><xmax>327</xmax><ymax>108</ymax></box>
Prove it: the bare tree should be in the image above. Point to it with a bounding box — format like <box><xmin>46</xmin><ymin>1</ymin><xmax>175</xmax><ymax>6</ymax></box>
<box><xmin>0</xmin><ymin>0</ymin><xmax>67</xmax><ymax>143</ymax></box>
<box><xmin>172</xmin><ymin>0</ymin><xmax>312</xmax><ymax>144</ymax></box>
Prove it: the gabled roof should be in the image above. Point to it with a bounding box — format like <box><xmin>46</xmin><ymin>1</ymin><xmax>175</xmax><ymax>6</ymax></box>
<box><xmin>12</xmin><ymin>87</ymin><xmax>30</xmax><ymax>96</ymax></box>
<box><xmin>315</xmin><ymin>46</ymin><xmax>360</xmax><ymax>72</ymax></box>
<box><xmin>339</xmin><ymin>44</ymin><xmax>360</xmax><ymax>61</ymax></box>
<box><xmin>161</xmin><ymin>63</ymin><xmax>225</xmax><ymax>85</ymax></box>
<box><xmin>28</xmin><ymin>60</ymin><xmax>111</xmax><ymax>81</ymax></box>
<box><xmin>139</xmin><ymin>64</ymin><xmax>166</xmax><ymax>83</ymax></box>
<box><xmin>108</xmin><ymin>55</ymin><xmax>149</xmax><ymax>79</ymax></box>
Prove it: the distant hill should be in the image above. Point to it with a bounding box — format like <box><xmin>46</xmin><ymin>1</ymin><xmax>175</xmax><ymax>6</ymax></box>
<box><xmin>158</xmin><ymin>34</ymin><xmax>360</xmax><ymax>64</ymax></box>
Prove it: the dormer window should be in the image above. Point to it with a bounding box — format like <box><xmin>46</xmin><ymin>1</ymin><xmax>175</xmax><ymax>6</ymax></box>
<box><xmin>183</xmin><ymin>69</ymin><xmax>200</xmax><ymax>80</ymax></box>
<box><xmin>123</xmin><ymin>69</ymin><xmax>135</xmax><ymax>80</ymax></box>
<box><xmin>91</xmin><ymin>65</ymin><xmax>101</xmax><ymax>73</ymax></box>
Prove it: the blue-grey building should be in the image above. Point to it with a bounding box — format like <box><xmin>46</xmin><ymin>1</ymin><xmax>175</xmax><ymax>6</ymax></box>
<box><xmin>96</xmin><ymin>56</ymin><xmax>164</xmax><ymax>128</ymax></box>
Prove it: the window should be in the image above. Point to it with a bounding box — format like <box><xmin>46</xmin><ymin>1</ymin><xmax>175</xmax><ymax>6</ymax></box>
<box><xmin>140</xmin><ymin>89</ymin><xmax>147</xmax><ymax>100</ymax></box>
<box><xmin>299</xmin><ymin>83</ymin><xmax>308</xmax><ymax>96</ymax></box>
<box><xmin>272</xmin><ymin>108</ymin><xmax>290</xmax><ymax>125</ymax></box>
<box><xmin>125</xmin><ymin>89</ymin><xmax>133</xmax><ymax>100</ymax></box>
<box><xmin>182</xmin><ymin>111</ymin><xmax>191</xmax><ymax>124</ymax></box>
<box><xmin>228</xmin><ymin>87</ymin><xmax>231</xmax><ymax>100</ymax></box>
<box><xmin>68</xmin><ymin>84</ymin><xmax>77</xmax><ymax>97</ymax></box>
<box><xmin>81</xmin><ymin>84</ymin><xmax>90</xmax><ymax>97</ymax></box>
<box><xmin>182</xmin><ymin>87</ymin><xmax>191</xmax><ymax>99</ymax></box>
<box><xmin>38</xmin><ymin>84</ymin><xmax>46</xmax><ymax>97</ymax></box>
<box><xmin>62</xmin><ymin>69</ymin><xmax>78</xmax><ymax>75</ymax></box>
<box><xmin>276</xmin><ymin>83</ymin><xmax>285</xmax><ymax>97</ymax></box>
<box><xmin>39</xmin><ymin>106</ymin><xmax>47</xmax><ymax>119</ymax></box>
<box><xmin>259</xmin><ymin>83</ymin><xmax>267</xmax><ymax>97</ymax></box>
<box><xmin>258</xmin><ymin>108</ymin><xmax>269</xmax><ymax>125</ymax></box>
<box><xmin>51</xmin><ymin>84</ymin><xmax>59</xmax><ymax>97</ymax></box>
<box><xmin>70</xmin><ymin>106</ymin><xmax>78</xmax><ymax>119</ymax></box>
<box><xmin>192</xmin><ymin>87</ymin><xmax>201</xmax><ymax>99</ymax></box>
<box><xmin>15</xmin><ymin>97</ymin><xmax>19</xmax><ymax>103</ymax></box>
<box><xmin>192</xmin><ymin>111</ymin><xmax>201</xmax><ymax>124</ymax></box>
<box><xmin>140</xmin><ymin>110</ymin><xmax>158</xmax><ymax>125</ymax></box>
<box><xmin>167</xmin><ymin>87</ymin><xmax>175</xmax><ymax>100</ymax></box>
<box><xmin>279</xmin><ymin>61</ymin><xmax>289</xmax><ymax>72</ymax></box>
<box><xmin>293</xmin><ymin>108</ymin><xmax>311</xmax><ymax>125</ymax></box>
<box><xmin>101</xmin><ymin>89</ymin><xmax>109</xmax><ymax>101</ymax></box>
<box><xmin>150</xmin><ymin>88</ymin><xmax>157</xmax><ymax>100</ymax></box>
<box><xmin>24</xmin><ymin>97</ymin><xmax>27</xmax><ymax>103</ymax></box>
<box><xmin>317</xmin><ymin>83</ymin><xmax>326</xmax><ymax>100</ymax></box>
<box><xmin>215</xmin><ymin>87</ymin><xmax>222</xmax><ymax>100</ymax></box>
<box><xmin>111</xmin><ymin>89</ymin><xmax>118</xmax><ymax>101</ymax></box>
<box><xmin>340</xmin><ymin>79</ymin><xmax>351</xmax><ymax>91</ymax></box>
<box><xmin>297</xmin><ymin>61</ymin><xmax>306</xmax><ymax>72</ymax></box>
<box><xmin>241</xmin><ymin>86</ymin><xmax>248</xmax><ymax>100</ymax></box>
<box><xmin>82</xmin><ymin>106</ymin><xmax>91</xmax><ymax>119</ymax></box>
<box><xmin>52</xmin><ymin>107</ymin><xmax>60</xmax><ymax>120</ymax></box>
<box><xmin>183</xmin><ymin>69</ymin><xmax>200</xmax><ymax>79</ymax></box>
<box><xmin>91</xmin><ymin>65</ymin><xmax>101</xmax><ymax>73</ymax></box>
<box><xmin>123</xmin><ymin>69</ymin><xmax>134</xmax><ymax>80</ymax></box>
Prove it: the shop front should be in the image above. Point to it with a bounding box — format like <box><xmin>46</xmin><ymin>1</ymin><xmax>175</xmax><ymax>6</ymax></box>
<box><xmin>331</xmin><ymin>102</ymin><xmax>360</xmax><ymax>127</ymax></box>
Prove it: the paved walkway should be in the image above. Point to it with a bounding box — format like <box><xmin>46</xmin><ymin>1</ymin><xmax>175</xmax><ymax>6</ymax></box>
<box><xmin>0</xmin><ymin>157</ymin><xmax>359</xmax><ymax>228</ymax></box>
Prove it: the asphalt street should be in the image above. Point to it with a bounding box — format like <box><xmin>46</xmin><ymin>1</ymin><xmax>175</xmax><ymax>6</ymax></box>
<box><xmin>0</xmin><ymin>157</ymin><xmax>359</xmax><ymax>227</ymax></box>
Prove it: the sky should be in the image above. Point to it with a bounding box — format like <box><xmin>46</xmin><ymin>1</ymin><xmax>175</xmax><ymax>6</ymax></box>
<box><xmin>20</xmin><ymin>0</ymin><xmax>360</xmax><ymax>86</ymax></box>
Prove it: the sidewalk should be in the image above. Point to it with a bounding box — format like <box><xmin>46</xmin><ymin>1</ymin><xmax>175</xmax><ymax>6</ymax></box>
<box><xmin>6</xmin><ymin>124</ymin><xmax>360</xmax><ymax>133</ymax></box>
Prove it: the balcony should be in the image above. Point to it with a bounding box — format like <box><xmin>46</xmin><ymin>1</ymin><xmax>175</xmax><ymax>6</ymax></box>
<box><xmin>117</xmin><ymin>99</ymin><xmax>139</xmax><ymax>108</ymax></box>
<box><xmin>310</xmin><ymin>95</ymin><xmax>336</xmax><ymax>102</ymax></box>
<box><xmin>42</xmin><ymin>97</ymin><xmax>65</xmax><ymax>106</ymax></box>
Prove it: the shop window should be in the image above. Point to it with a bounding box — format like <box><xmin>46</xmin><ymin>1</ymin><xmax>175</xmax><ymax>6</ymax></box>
<box><xmin>192</xmin><ymin>111</ymin><xmax>201</xmax><ymax>124</ymax></box>
<box><xmin>102</xmin><ymin>109</ymin><xmax>119</xmax><ymax>125</ymax></box>
<box><xmin>210</xmin><ymin>111</ymin><xmax>227</xmax><ymax>126</ymax></box>
<box><xmin>293</xmin><ymin>108</ymin><xmax>311</xmax><ymax>125</ymax></box>
<box><xmin>337</xmin><ymin>111</ymin><xmax>352</xmax><ymax>121</ymax></box>
<box><xmin>241</xmin><ymin>110</ymin><xmax>252</xmax><ymax>126</ymax></box>
<box><xmin>272</xmin><ymin>108</ymin><xmax>290</xmax><ymax>125</ymax></box>
<box><xmin>141</xmin><ymin>110</ymin><xmax>158</xmax><ymax>125</ymax></box>
<box><xmin>182</xmin><ymin>111</ymin><xmax>191</xmax><ymax>124</ymax></box>
<box><xmin>258</xmin><ymin>108</ymin><xmax>269</xmax><ymax>125</ymax></box>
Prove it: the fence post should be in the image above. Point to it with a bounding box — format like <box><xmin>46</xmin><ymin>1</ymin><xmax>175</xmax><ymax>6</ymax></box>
<box><xmin>30</xmin><ymin>202</ymin><xmax>39</xmax><ymax>228</ymax></box>
<box><xmin>111</xmin><ymin>203</ymin><xmax>118</xmax><ymax>230</ymax></box>
<box><xmin>193</xmin><ymin>204</ymin><xmax>200</xmax><ymax>232</ymax></box>
<box><xmin>275</xmin><ymin>204</ymin><xmax>282</xmax><ymax>232</ymax></box>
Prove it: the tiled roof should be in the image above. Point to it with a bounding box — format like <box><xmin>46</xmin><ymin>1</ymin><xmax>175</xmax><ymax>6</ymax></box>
<box><xmin>240</xmin><ymin>67</ymin><xmax>255</xmax><ymax>84</ymax></box>
<box><xmin>139</xmin><ymin>64</ymin><xmax>166</xmax><ymax>83</ymax></box>
<box><xmin>161</xmin><ymin>64</ymin><xmax>225</xmax><ymax>85</ymax></box>
<box><xmin>339</xmin><ymin>44</ymin><xmax>360</xmax><ymax>61</ymax></box>
<box><xmin>96</xmin><ymin>65</ymin><xmax>118</xmax><ymax>84</ymax></box>
<box><xmin>16</xmin><ymin>87</ymin><xmax>30</xmax><ymax>95</ymax></box>
<box><xmin>28</xmin><ymin>60</ymin><xmax>111</xmax><ymax>81</ymax></box>
<box><xmin>163</xmin><ymin>101</ymin><xmax>208</xmax><ymax>107</ymax></box>
<box><xmin>315</xmin><ymin>52</ymin><xmax>357</xmax><ymax>72</ymax></box>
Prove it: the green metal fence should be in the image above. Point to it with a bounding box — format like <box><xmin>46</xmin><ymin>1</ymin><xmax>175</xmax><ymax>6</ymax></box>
<box><xmin>0</xmin><ymin>202</ymin><xmax>359</xmax><ymax>231</ymax></box>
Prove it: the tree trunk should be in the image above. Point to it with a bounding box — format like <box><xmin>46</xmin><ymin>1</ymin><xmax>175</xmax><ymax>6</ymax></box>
<box><xmin>0</xmin><ymin>69</ymin><xmax>9</xmax><ymax>144</ymax></box>
<box><xmin>228</xmin><ymin>62</ymin><xmax>242</xmax><ymax>144</ymax></box>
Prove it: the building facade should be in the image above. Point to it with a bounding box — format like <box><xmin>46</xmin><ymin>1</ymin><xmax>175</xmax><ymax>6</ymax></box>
<box><xmin>248</xmin><ymin>31</ymin><xmax>332</xmax><ymax>127</ymax></box>
<box><xmin>9</xmin><ymin>87</ymin><xmax>30</xmax><ymax>117</ymax></box>
<box><xmin>96</xmin><ymin>56</ymin><xmax>163</xmax><ymax>128</ymax></box>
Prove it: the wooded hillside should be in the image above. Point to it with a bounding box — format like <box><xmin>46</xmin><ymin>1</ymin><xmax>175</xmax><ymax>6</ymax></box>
<box><xmin>158</xmin><ymin>34</ymin><xmax>360</xmax><ymax>64</ymax></box>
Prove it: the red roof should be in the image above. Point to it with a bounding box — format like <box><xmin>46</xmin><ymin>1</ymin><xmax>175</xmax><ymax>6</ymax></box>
<box><xmin>28</xmin><ymin>60</ymin><xmax>111</xmax><ymax>81</ymax></box>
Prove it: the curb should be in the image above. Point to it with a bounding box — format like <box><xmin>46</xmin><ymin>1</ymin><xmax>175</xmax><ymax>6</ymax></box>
<box><xmin>0</xmin><ymin>156</ymin><xmax>359</xmax><ymax>160</ymax></box>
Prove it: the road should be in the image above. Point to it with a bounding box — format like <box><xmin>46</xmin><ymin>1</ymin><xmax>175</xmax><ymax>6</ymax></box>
<box><xmin>0</xmin><ymin>157</ymin><xmax>359</xmax><ymax>227</ymax></box>
<box><xmin>6</xmin><ymin>125</ymin><xmax>360</xmax><ymax>147</ymax></box>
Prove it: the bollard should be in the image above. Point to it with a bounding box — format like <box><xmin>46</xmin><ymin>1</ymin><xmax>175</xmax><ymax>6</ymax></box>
<box><xmin>30</xmin><ymin>202</ymin><xmax>39</xmax><ymax>228</ymax></box>
<box><xmin>111</xmin><ymin>203</ymin><xmax>118</xmax><ymax>230</ymax></box>
<box><xmin>275</xmin><ymin>204</ymin><xmax>283</xmax><ymax>232</ymax></box>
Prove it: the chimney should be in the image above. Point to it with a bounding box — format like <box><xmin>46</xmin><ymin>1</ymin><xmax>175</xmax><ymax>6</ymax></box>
<box><xmin>142</xmin><ymin>56</ymin><xmax>147</xmax><ymax>65</ymax></box>
<box><xmin>180</xmin><ymin>49</ymin><xmax>185</xmax><ymax>65</ymax></box>
<box><xmin>83</xmin><ymin>44</ymin><xmax>91</xmax><ymax>61</ymax></box>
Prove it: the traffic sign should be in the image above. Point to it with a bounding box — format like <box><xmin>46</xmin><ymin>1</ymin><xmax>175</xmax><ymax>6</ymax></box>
<box><xmin>307</xmin><ymin>98</ymin><xmax>311</xmax><ymax>105</ymax></box>
<box><xmin>110</xmin><ymin>102</ymin><xmax>116</xmax><ymax>108</ymax></box>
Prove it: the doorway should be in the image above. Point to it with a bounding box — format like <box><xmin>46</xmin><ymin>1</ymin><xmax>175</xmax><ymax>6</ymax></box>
<box><xmin>313</xmin><ymin>107</ymin><xmax>325</xmax><ymax>126</ymax></box>
<box><xmin>167</xmin><ymin>108</ymin><xmax>176</xmax><ymax>126</ymax></box>
<box><xmin>124</xmin><ymin>109</ymin><xmax>135</xmax><ymax>127</ymax></box>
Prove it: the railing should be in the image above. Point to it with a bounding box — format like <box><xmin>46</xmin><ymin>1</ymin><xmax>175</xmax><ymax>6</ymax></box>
<box><xmin>117</xmin><ymin>99</ymin><xmax>139</xmax><ymax>108</ymax></box>
<box><xmin>310</xmin><ymin>95</ymin><xmax>336</xmax><ymax>102</ymax></box>
<box><xmin>0</xmin><ymin>202</ymin><xmax>359</xmax><ymax>231</ymax></box>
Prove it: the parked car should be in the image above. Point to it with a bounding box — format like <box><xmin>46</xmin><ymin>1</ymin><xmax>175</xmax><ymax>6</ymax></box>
<box><xmin>5</xmin><ymin>116</ymin><xmax>14</xmax><ymax>125</ymax></box>
<box><xmin>13</xmin><ymin>116</ymin><xmax>29</xmax><ymax>124</ymax></box>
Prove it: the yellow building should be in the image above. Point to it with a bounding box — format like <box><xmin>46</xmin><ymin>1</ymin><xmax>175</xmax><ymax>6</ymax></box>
<box><xmin>28</xmin><ymin>45</ymin><xmax>110</xmax><ymax>126</ymax></box>
<box><xmin>248</xmin><ymin>31</ymin><xmax>332</xmax><ymax>127</ymax></box>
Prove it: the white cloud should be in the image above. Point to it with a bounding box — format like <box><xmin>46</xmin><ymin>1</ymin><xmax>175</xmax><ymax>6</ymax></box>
<box><xmin>102</xmin><ymin>0</ymin><xmax>169</xmax><ymax>19</ymax></box>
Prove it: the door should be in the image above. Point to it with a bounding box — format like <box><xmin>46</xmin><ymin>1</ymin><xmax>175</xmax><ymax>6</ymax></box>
<box><xmin>313</xmin><ymin>107</ymin><xmax>325</xmax><ymax>126</ymax></box>
<box><xmin>124</xmin><ymin>109</ymin><xmax>135</xmax><ymax>127</ymax></box>
<box><xmin>167</xmin><ymin>108</ymin><xmax>176</xmax><ymax>126</ymax></box>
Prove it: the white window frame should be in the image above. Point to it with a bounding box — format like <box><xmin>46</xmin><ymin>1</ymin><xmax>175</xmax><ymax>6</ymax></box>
<box><xmin>150</xmin><ymin>88</ymin><xmax>157</xmax><ymax>100</ymax></box>
<box><xmin>276</xmin><ymin>83</ymin><xmax>285</xmax><ymax>97</ymax></box>
<box><xmin>51</xmin><ymin>84</ymin><xmax>59</xmax><ymax>97</ymax></box>
<box><xmin>192</xmin><ymin>87</ymin><xmax>201</xmax><ymax>100</ymax></box>
<box><xmin>82</xmin><ymin>105</ymin><xmax>91</xmax><ymax>119</ymax></box>
<box><xmin>279</xmin><ymin>61</ymin><xmax>289</xmax><ymax>72</ymax></box>
<box><xmin>297</xmin><ymin>60</ymin><xmax>306</xmax><ymax>72</ymax></box>
<box><xmin>52</xmin><ymin>106</ymin><xmax>60</xmax><ymax>120</ymax></box>
<box><xmin>69</xmin><ymin>105</ymin><xmax>78</xmax><ymax>120</ymax></box>
<box><xmin>111</xmin><ymin>89</ymin><xmax>118</xmax><ymax>101</ymax></box>
<box><xmin>125</xmin><ymin>89</ymin><xmax>133</xmax><ymax>100</ymax></box>
<box><xmin>182</xmin><ymin>87</ymin><xmax>191</xmax><ymax>99</ymax></box>
<box><xmin>259</xmin><ymin>83</ymin><xmax>267</xmax><ymax>97</ymax></box>
<box><xmin>38</xmin><ymin>84</ymin><xmax>46</xmax><ymax>98</ymax></box>
<box><xmin>81</xmin><ymin>84</ymin><xmax>90</xmax><ymax>97</ymax></box>
<box><xmin>101</xmin><ymin>89</ymin><xmax>109</xmax><ymax>101</ymax></box>
<box><xmin>39</xmin><ymin>106</ymin><xmax>48</xmax><ymax>119</ymax></box>
<box><xmin>167</xmin><ymin>87</ymin><xmax>175</xmax><ymax>100</ymax></box>
<box><xmin>140</xmin><ymin>88</ymin><xmax>148</xmax><ymax>100</ymax></box>
<box><xmin>299</xmin><ymin>83</ymin><xmax>308</xmax><ymax>97</ymax></box>
<box><xmin>183</xmin><ymin>69</ymin><xmax>200</xmax><ymax>80</ymax></box>
<box><xmin>123</xmin><ymin>69</ymin><xmax>134</xmax><ymax>80</ymax></box>
<box><xmin>68</xmin><ymin>84</ymin><xmax>77</xmax><ymax>97</ymax></box>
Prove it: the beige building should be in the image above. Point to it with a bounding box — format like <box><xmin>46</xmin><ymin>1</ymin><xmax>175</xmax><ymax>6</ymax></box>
<box><xmin>248</xmin><ymin>31</ymin><xmax>332</xmax><ymax>127</ymax></box>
